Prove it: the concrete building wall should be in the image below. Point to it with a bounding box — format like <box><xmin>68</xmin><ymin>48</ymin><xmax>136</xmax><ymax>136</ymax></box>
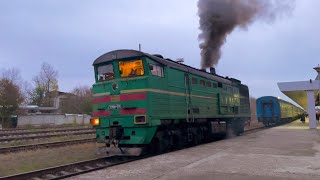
<box><xmin>17</xmin><ymin>114</ymin><xmax>91</xmax><ymax>127</ymax></box>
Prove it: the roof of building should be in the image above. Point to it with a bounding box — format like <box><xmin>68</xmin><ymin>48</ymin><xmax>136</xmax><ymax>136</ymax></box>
<box><xmin>46</xmin><ymin>91</ymin><xmax>75</xmax><ymax>97</ymax></box>
<box><xmin>278</xmin><ymin>80</ymin><xmax>320</xmax><ymax>109</ymax></box>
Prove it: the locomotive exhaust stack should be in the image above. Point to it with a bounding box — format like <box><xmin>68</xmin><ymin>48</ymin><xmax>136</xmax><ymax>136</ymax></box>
<box><xmin>210</xmin><ymin>67</ymin><xmax>216</xmax><ymax>75</ymax></box>
<box><xmin>199</xmin><ymin>68</ymin><xmax>216</xmax><ymax>75</ymax></box>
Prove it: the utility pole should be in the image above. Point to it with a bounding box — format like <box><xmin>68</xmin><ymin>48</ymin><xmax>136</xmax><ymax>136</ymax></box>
<box><xmin>314</xmin><ymin>65</ymin><xmax>320</xmax><ymax>121</ymax></box>
<box><xmin>314</xmin><ymin>65</ymin><xmax>320</xmax><ymax>104</ymax></box>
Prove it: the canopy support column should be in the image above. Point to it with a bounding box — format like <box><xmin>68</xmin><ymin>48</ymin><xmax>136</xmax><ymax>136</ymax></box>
<box><xmin>307</xmin><ymin>90</ymin><xmax>317</xmax><ymax>129</ymax></box>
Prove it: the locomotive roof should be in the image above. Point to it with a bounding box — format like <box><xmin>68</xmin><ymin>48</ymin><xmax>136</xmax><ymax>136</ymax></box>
<box><xmin>93</xmin><ymin>49</ymin><xmax>237</xmax><ymax>85</ymax></box>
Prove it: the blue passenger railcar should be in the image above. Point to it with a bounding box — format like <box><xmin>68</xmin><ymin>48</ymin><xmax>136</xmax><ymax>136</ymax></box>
<box><xmin>256</xmin><ymin>96</ymin><xmax>304</xmax><ymax>126</ymax></box>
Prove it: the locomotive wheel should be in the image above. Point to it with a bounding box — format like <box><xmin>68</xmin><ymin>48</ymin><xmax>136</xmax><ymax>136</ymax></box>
<box><xmin>226</xmin><ymin>126</ymin><xmax>236</xmax><ymax>138</ymax></box>
<box><xmin>228</xmin><ymin>119</ymin><xmax>245</xmax><ymax>136</ymax></box>
<box><xmin>148</xmin><ymin>137</ymin><xmax>161</xmax><ymax>154</ymax></box>
<box><xmin>226</xmin><ymin>121</ymin><xmax>237</xmax><ymax>138</ymax></box>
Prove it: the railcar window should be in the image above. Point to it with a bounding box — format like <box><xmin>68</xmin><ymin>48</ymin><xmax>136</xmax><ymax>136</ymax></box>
<box><xmin>200</xmin><ymin>80</ymin><xmax>205</xmax><ymax>86</ymax></box>
<box><xmin>206</xmin><ymin>82</ymin><xmax>212</xmax><ymax>87</ymax></box>
<box><xmin>218</xmin><ymin>82</ymin><xmax>222</xmax><ymax>88</ymax></box>
<box><xmin>97</xmin><ymin>64</ymin><xmax>114</xmax><ymax>81</ymax></box>
<box><xmin>212</xmin><ymin>83</ymin><xmax>218</xmax><ymax>88</ymax></box>
<box><xmin>233</xmin><ymin>88</ymin><xmax>239</xmax><ymax>94</ymax></box>
<box><xmin>223</xmin><ymin>85</ymin><xmax>227</xmax><ymax>91</ymax></box>
<box><xmin>150</xmin><ymin>64</ymin><xmax>164</xmax><ymax>77</ymax></box>
<box><xmin>119</xmin><ymin>60</ymin><xmax>144</xmax><ymax>77</ymax></box>
<box><xmin>227</xmin><ymin>87</ymin><xmax>233</xmax><ymax>93</ymax></box>
<box><xmin>192</xmin><ymin>78</ymin><xmax>197</xmax><ymax>84</ymax></box>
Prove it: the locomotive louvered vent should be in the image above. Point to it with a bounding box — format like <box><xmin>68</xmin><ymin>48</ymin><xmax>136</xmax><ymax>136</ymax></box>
<box><xmin>153</xmin><ymin>54</ymin><xmax>164</xmax><ymax>59</ymax></box>
<box><xmin>210</xmin><ymin>67</ymin><xmax>216</xmax><ymax>75</ymax></box>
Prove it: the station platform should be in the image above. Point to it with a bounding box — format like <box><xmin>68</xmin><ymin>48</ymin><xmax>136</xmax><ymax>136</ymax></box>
<box><xmin>74</xmin><ymin>119</ymin><xmax>320</xmax><ymax>180</ymax></box>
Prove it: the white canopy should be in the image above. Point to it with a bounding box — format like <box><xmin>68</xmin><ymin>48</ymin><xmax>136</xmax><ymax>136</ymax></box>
<box><xmin>277</xmin><ymin>80</ymin><xmax>319</xmax><ymax>110</ymax></box>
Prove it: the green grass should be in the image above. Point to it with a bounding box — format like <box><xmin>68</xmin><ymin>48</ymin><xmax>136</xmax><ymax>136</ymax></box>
<box><xmin>0</xmin><ymin>142</ymin><xmax>104</xmax><ymax>177</ymax></box>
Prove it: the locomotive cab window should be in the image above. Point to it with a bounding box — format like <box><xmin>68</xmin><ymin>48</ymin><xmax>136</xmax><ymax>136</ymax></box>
<box><xmin>97</xmin><ymin>64</ymin><xmax>114</xmax><ymax>81</ymax></box>
<box><xmin>149</xmin><ymin>64</ymin><xmax>164</xmax><ymax>77</ymax></box>
<box><xmin>119</xmin><ymin>59</ymin><xmax>144</xmax><ymax>77</ymax></box>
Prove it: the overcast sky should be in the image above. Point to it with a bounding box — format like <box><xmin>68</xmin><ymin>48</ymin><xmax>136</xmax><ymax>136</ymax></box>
<box><xmin>0</xmin><ymin>0</ymin><xmax>319</xmax><ymax>104</ymax></box>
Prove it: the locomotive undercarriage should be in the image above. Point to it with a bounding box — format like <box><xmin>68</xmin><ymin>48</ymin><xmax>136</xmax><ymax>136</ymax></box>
<box><xmin>98</xmin><ymin>118</ymin><xmax>246</xmax><ymax>156</ymax></box>
<box><xmin>148</xmin><ymin>118</ymin><xmax>245</xmax><ymax>154</ymax></box>
<box><xmin>261</xmin><ymin>114</ymin><xmax>305</xmax><ymax>127</ymax></box>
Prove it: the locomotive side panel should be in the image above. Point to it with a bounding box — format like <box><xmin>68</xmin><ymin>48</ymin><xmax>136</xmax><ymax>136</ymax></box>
<box><xmin>146</xmin><ymin>56</ymin><xmax>242</xmax><ymax>121</ymax></box>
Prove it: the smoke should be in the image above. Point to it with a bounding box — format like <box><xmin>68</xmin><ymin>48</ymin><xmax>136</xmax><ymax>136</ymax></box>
<box><xmin>198</xmin><ymin>0</ymin><xmax>295</xmax><ymax>68</ymax></box>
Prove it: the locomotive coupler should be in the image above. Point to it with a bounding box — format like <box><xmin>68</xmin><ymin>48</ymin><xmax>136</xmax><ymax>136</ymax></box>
<box><xmin>111</xmin><ymin>139</ymin><xmax>124</xmax><ymax>154</ymax></box>
<box><xmin>110</xmin><ymin>127</ymin><xmax>124</xmax><ymax>153</ymax></box>
<box><xmin>97</xmin><ymin>126</ymin><xmax>142</xmax><ymax>156</ymax></box>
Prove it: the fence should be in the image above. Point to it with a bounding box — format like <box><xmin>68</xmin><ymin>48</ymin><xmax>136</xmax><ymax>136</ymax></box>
<box><xmin>17</xmin><ymin>114</ymin><xmax>91</xmax><ymax>127</ymax></box>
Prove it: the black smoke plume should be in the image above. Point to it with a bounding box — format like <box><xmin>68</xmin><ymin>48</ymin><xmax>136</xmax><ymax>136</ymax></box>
<box><xmin>198</xmin><ymin>0</ymin><xmax>295</xmax><ymax>68</ymax></box>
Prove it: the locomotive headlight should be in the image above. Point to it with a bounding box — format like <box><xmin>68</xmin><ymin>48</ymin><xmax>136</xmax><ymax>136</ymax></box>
<box><xmin>90</xmin><ymin>117</ymin><xmax>100</xmax><ymax>126</ymax></box>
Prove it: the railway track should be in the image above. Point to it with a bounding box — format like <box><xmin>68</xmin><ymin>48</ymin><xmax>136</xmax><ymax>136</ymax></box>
<box><xmin>0</xmin><ymin>125</ymin><xmax>267</xmax><ymax>180</ymax></box>
<box><xmin>0</xmin><ymin>138</ymin><xmax>96</xmax><ymax>154</ymax></box>
<box><xmin>0</xmin><ymin>126</ymin><xmax>265</xmax><ymax>153</ymax></box>
<box><xmin>0</xmin><ymin>130</ymin><xmax>95</xmax><ymax>143</ymax></box>
<box><xmin>0</xmin><ymin>126</ymin><xmax>92</xmax><ymax>134</ymax></box>
<box><xmin>0</xmin><ymin>127</ymin><xmax>94</xmax><ymax>137</ymax></box>
<box><xmin>244</xmin><ymin>125</ymin><xmax>266</xmax><ymax>134</ymax></box>
<box><xmin>0</xmin><ymin>155</ymin><xmax>142</xmax><ymax>180</ymax></box>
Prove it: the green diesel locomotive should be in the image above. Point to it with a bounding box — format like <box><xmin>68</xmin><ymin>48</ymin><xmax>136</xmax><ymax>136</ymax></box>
<box><xmin>91</xmin><ymin>50</ymin><xmax>251</xmax><ymax>155</ymax></box>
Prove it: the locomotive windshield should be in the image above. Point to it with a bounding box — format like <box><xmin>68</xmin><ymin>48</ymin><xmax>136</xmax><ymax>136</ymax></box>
<box><xmin>97</xmin><ymin>64</ymin><xmax>114</xmax><ymax>81</ymax></box>
<box><xmin>119</xmin><ymin>59</ymin><xmax>144</xmax><ymax>77</ymax></box>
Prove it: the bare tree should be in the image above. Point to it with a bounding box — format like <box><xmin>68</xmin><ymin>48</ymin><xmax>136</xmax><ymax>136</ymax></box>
<box><xmin>1</xmin><ymin>68</ymin><xmax>21</xmax><ymax>83</ymax></box>
<box><xmin>29</xmin><ymin>62</ymin><xmax>59</xmax><ymax>106</ymax></box>
<box><xmin>61</xmin><ymin>85</ymin><xmax>92</xmax><ymax>114</ymax></box>
<box><xmin>247</xmin><ymin>96</ymin><xmax>257</xmax><ymax>127</ymax></box>
<box><xmin>72</xmin><ymin>86</ymin><xmax>92</xmax><ymax>114</ymax></box>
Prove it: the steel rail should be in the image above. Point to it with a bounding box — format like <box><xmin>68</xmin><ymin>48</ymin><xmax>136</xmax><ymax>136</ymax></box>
<box><xmin>244</xmin><ymin>126</ymin><xmax>266</xmax><ymax>134</ymax></box>
<box><xmin>0</xmin><ymin>155</ymin><xmax>142</xmax><ymax>180</ymax></box>
<box><xmin>0</xmin><ymin>128</ymin><xmax>95</xmax><ymax>137</ymax></box>
<box><xmin>0</xmin><ymin>138</ymin><xmax>96</xmax><ymax>154</ymax></box>
<box><xmin>0</xmin><ymin>126</ymin><xmax>92</xmax><ymax>133</ymax></box>
<box><xmin>0</xmin><ymin>131</ymin><xmax>95</xmax><ymax>143</ymax></box>
<box><xmin>0</xmin><ymin>125</ymin><xmax>269</xmax><ymax>180</ymax></box>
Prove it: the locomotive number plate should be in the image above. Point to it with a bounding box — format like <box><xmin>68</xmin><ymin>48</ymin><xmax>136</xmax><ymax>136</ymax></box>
<box><xmin>109</xmin><ymin>104</ymin><xmax>121</xmax><ymax>110</ymax></box>
<box><xmin>111</xmin><ymin>95</ymin><xmax>120</xmax><ymax>102</ymax></box>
